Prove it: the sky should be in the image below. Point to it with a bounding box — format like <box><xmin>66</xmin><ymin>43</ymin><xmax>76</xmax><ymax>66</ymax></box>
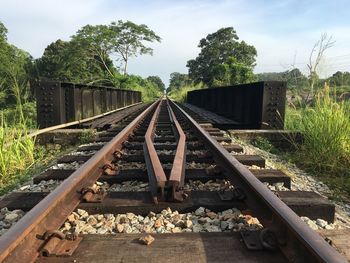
<box><xmin>1</xmin><ymin>0</ymin><xmax>350</xmax><ymax>86</ymax></box>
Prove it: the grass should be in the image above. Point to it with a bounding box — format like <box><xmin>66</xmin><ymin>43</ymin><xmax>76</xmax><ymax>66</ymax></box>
<box><xmin>0</xmin><ymin>78</ymin><xmax>54</xmax><ymax>193</ymax></box>
<box><xmin>284</xmin><ymin>85</ymin><xmax>350</xmax><ymax>198</ymax></box>
<box><xmin>168</xmin><ymin>83</ymin><xmax>205</xmax><ymax>102</ymax></box>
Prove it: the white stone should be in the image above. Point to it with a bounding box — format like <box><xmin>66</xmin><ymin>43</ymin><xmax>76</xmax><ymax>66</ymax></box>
<box><xmin>316</xmin><ymin>219</ymin><xmax>328</xmax><ymax>228</ymax></box>
<box><xmin>19</xmin><ymin>185</ymin><xmax>31</xmax><ymax>191</ymax></box>
<box><xmin>77</xmin><ymin>209</ymin><xmax>88</xmax><ymax>218</ymax></box>
<box><xmin>4</xmin><ymin>213</ymin><xmax>19</xmax><ymax>223</ymax></box>
<box><xmin>205</xmin><ymin>225</ymin><xmax>221</xmax><ymax>232</ymax></box>
<box><xmin>194</xmin><ymin>207</ymin><xmax>205</xmax><ymax>216</ymax></box>
<box><xmin>220</xmin><ymin>221</ymin><xmax>229</xmax><ymax>230</ymax></box>
<box><xmin>192</xmin><ymin>225</ymin><xmax>203</xmax><ymax>233</ymax></box>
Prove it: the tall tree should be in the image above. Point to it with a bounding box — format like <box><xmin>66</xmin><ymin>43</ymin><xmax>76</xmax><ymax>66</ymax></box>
<box><xmin>187</xmin><ymin>27</ymin><xmax>257</xmax><ymax>87</ymax></box>
<box><xmin>71</xmin><ymin>24</ymin><xmax>116</xmax><ymax>78</ymax></box>
<box><xmin>110</xmin><ymin>20</ymin><xmax>161</xmax><ymax>75</ymax></box>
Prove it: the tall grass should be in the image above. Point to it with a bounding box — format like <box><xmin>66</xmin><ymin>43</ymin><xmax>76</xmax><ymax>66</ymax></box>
<box><xmin>286</xmin><ymin>84</ymin><xmax>350</xmax><ymax>182</ymax></box>
<box><xmin>0</xmin><ymin>80</ymin><xmax>37</xmax><ymax>192</ymax></box>
<box><xmin>168</xmin><ymin>83</ymin><xmax>205</xmax><ymax>102</ymax></box>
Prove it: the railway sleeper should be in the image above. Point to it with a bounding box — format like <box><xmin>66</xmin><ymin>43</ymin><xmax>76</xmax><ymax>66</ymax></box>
<box><xmin>56</xmin><ymin>154</ymin><xmax>264</xmax><ymax>167</ymax></box>
<box><xmin>0</xmin><ymin>191</ymin><xmax>335</xmax><ymax>222</ymax></box>
<box><xmin>34</xmin><ymin>168</ymin><xmax>291</xmax><ymax>189</ymax></box>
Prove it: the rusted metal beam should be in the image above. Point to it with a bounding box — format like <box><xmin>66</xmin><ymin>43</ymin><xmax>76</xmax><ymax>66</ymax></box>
<box><xmin>169</xmin><ymin>99</ymin><xmax>347</xmax><ymax>263</ymax></box>
<box><xmin>0</xmin><ymin>101</ymin><xmax>158</xmax><ymax>263</ymax></box>
<box><xmin>143</xmin><ymin>100</ymin><xmax>167</xmax><ymax>203</ymax></box>
<box><xmin>167</xmin><ymin>100</ymin><xmax>187</xmax><ymax>202</ymax></box>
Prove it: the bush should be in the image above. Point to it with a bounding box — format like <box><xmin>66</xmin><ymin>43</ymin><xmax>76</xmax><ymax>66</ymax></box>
<box><xmin>286</xmin><ymin>85</ymin><xmax>350</xmax><ymax>180</ymax></box>
<box><xmin>168</xmin><ymin>83</ymin><xmax>205</xmax><ymax>102</ymax></box>
<box><xmin>0</xmin><ymin>115</ymin><xmax>37</xmax><ymax>191</ymax></box>
<box><xmin>0</xmin><ymin>102</ymin><xmax>36</xmax><ymax>128</ymax></box>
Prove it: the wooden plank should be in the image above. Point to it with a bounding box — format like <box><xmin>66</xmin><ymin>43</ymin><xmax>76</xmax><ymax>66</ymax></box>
<box><xmin>36</xmin><ymin>233</ymin><xmax>287</xmax><ymax>263</ymax></box>
<box><xmin>123</xmin><ymin>142</ymin><xmax>204</xmax><ymax>150</ymax></box>
<box><xmin>223</xmin><ymin>144</ymin><xmax>244</xmax><ymax>153</ymax></box>
<box><xmin>234</xmin><ymin>155</ymin><xmax>265</xmax><ymax>167</ymax></box>
<box><xmin>78</xmin><ymin>144</ymin><xmax>103</xmax><ymax>151</ymax></box>
<box><xmin>123</xmin><ymin>154</ymin><xmax>214</xmax><ymax>163</ymax></box>
<box><xmin>0</xmin><ymin>191</ymin><xmax>335</xmax><ymax>222</ymax></box>
<box><xmin>57</xmin><ymin>155</ymin><xmax>91</xmax><ymax>163</ymax></box>
<box><xmin>277</xmin><ymin>191</ymin><xmax>335</xmax><ymax>223</ymax></box>
<box><xmin>33</xmin><ymin>168</ymin><xmax>288</xmax><ymax>188</ymax></box>
<box><xmin>33</xmin><ymin>169</ymin><xmax>75</xmax><ymax>183</ymax></box>
<box><xmin>250</xmin><ymin>169</ymin><xmax>291</xmax><ymax>188</ymax></box>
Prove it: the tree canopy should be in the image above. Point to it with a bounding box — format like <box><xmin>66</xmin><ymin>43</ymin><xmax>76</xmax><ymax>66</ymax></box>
<box><xmin>146</xmin><ymin>76</ymin><xmax>165</xmax><ymax>93</ymax></box>
<box><xmin>35</xmin><ymin>20</ymin><xmax>161</xmax><ymax>85</ymax></box>
<box><xmin>110</xmin><ymin>20</ymin><xmax>161</xmax><ymax>74</ymax></box>
<box><xmin>0</xmin><ymin>22</ymin><xmax>32</xmax><ymax>107</ymax></box>
<box><xmin>167</xmin><ymin>72</ymin><xmax>191</xmax><ymax>93</ymax></box>
<box><xmin>186</xmin><ymin>27</ymin><xmax>257</xmax><ymax>87</ymax></box>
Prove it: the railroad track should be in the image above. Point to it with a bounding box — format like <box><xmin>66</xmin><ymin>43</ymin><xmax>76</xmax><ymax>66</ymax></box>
<box><xmin>0</xmin><ymin>98</ymin><xmax>347</xmax><ymax>262</ymax></box>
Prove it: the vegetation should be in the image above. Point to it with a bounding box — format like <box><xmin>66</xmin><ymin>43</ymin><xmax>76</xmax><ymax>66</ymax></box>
<box><xmin>186</xmin><ymin>27</ymin><xmax>257</xmax><ymax>87</ymax></box>
<box><xmin>283</xmin><ymin>86</ymin><xmax>350</xmax><ymax>197</ymax></box>
<box><xmin>0</xmin><ymin>20</ymin><xmax>164</xmax><ymax>193</ymax></box>
<box><xmin>168</xmin><ymin>82</ymin><xmax>205</xmax><ymax>102</ymax></box>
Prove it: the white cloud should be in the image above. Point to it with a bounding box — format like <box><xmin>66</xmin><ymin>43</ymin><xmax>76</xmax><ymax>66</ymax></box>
<box><xmin>1</xmin><ymin>0</ymin><xmax>349</xmax><ymax>86</ymax></box>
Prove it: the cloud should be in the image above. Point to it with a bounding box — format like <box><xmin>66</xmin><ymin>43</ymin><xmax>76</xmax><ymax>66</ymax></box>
<box><xmin>1</xmin><ymin>0</ymin><xmax>349</xmax><ymax>86</ymax></box>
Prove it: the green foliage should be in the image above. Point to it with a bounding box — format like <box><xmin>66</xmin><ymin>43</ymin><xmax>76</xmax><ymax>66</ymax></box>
<box><xmin>168</xmin><ymin>82</ymin><xmax>205</xmax><ymax>102</ymax></box>
<box><xmin>110</xmin><ymin>20</ymin><xmax>161</xmax><ymax>74</ymax></box>
<box><xmin>118</xmin><ymin>74</ymin><xmax>162</xmax><ymax>102</ymax></box>
<box><xmin>0</xmin><ymin>117</ymin><xmax>36</xmax><ymax>189</ymax></box>
<box><xmin>0</xmin><ymin>22</ymin><xmax>33</xmax><ymax>108</ymax></box>
<box><xmin>34</xmin><ymin>39</ymin><xmax>116</xmax><ymax>84</ymax></box>
<box><xmin>251</xmin><ymin>137</ymin><xmax>278</xmax><ymax>154</ymax></box>
<box><xmin>34</xmin><ymin>20</ymin><xmax>162</xmax><ymax>92</ymax></box>
<box><xmin>187</xmin><ymin>27</ymin><xmax>257</xmax><ymax>87</ymax></box>
<box><xmin>285</xmin><ymin>85</ymin><xmax>350</xmax><ymax>193</ymax></box>
<box><xmin>146</xmin><ymin>76</ymin><xmax>165</xmax><ymax>93</ymax></box>
<box><xmin>212</xmin><ymin>57</ymin><xmax>257</xmax><ymax>86</ymax></box>
<box><xmin>0</xmin><ymin>102</ymin><xmax>36</xmax><ymax>128</ymax></box>
<box><xmin>167</xmin><ymin>72</ymin><xmax>191</xmax><ymax>94</ymax></box>
<box><xmin>79</xmin><ymin>129</ymin><xmax>96</xmax><ymax>144</ymax></box>
<box><xmin>256</xmin><ymin>68</ymin><xmax>309</xmax><ymax>90</ymax></box>
<box><xmin>327</xmin><ymin>71</ymin><xmax>350</xmax><ymax>87</ymax></box>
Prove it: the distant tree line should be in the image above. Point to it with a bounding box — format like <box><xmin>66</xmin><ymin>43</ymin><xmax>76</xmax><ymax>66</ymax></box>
<box><xmin>167</xmin><ymin>27</ymin><xmax>350</xmax><ymax>97</ymax></box>
<box><xmin>0</xmin><ymin>20</ymin><xmax>165</xmax><ymax>109</ymax></box>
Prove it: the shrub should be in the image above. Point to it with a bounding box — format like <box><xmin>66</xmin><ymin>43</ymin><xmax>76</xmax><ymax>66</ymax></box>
<box><xmin>286</xmin><ymin>85</ymin><xmax>350</xmax><ymax>177</ymax></box>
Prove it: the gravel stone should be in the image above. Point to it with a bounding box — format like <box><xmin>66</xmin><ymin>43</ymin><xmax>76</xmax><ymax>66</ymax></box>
<box><xmin>61</xmin><ymin>207</ymin><xmax>261</xmax><ymax>236</ymax></box>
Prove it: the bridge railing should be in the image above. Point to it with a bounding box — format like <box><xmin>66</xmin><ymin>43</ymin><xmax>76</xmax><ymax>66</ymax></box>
<box><xmin>35</xmin><ymin>80</ymin><xmax>142</xmax><ymax>128</ymax></box>
<box><xmin>186</xmin><ymin>81</ymin><xmax>286</xmax><ymax>129</ymax></box>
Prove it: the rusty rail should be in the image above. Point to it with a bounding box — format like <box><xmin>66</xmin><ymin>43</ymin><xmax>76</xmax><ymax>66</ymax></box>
<box><xmin>0</xmin><ymin>101</ymin><xmax>159</xmax><ymax>263</ymax></box>
<box><xmin>169</xmin><ymin>99</ymin><xmax>347</xmax><ymax>263</ymax></box>
<box><xmin>167</xmin><ymin>100</ymin><xmax>186</xmax><ymax>202</ymax></box>
<box><xmin>143</xmin><ymin>100</ymin><xmax>167</xmax><ymax>203</ymax></box>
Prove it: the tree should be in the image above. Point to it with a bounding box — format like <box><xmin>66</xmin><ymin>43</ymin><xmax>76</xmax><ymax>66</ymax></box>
<box><xmin>34</xmin><ymin>39</ymin><xmax>117</xmax><ymax>84</ymax></box>
<box><xmin>327</xmin><ymin>71</ymin><xmax>350</xmax><ymax>86</ymax></box>
<box><xmin>167</xmin><ymin>72</ymin><xmax>191</xmax><ymax>93</ymax></box>
<box><xmin>307</xmin><ymin>33</ymin><xmax>335</xmax><ymax>96</ymax></box>
<box><xmin>0</xmin><ymin>22</ymin><xmax>32</xmax><ymax>107</ymax></box>
<box><xmin>186</xmin><ymin>27</ymin><xmax>257</xmax><ymax>87</ymax></box>
<box><xmin>71</xmin><ymin>24</ymin><xmax>116</xmax><ymax>78</ymax></box>
<box><xmin>110</xmin><ymin>20</ymin><xmax>161</xmax><ymax>75</ymax></box>
<box><xmin>146</xmin><ymin>76</ymin><xmax>165</xmax><ymax>92</ymax></box>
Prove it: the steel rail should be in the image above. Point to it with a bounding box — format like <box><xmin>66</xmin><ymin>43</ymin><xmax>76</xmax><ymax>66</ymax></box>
<box><xmin>167</xmin><ymin>100</ymin><xmax>187</xmax><ymax>202</ymax></box>
<box><xmin>143</xmin><ymin>99</ymin><xmax>167</xmax><ymax>203</ymax></box>
<box><xmin>0</xmin><ymin>100</ymin><xmax>159</xmax><ymax>263</ymax></box>
<box><xmin>169</xmin><ymin>99</ymin><xmax>347</xmax><ymax>263</ymax></box>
